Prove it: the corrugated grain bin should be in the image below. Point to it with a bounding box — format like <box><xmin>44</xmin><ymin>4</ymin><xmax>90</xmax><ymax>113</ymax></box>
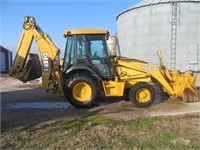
<box><xmin>117</xmin><ymin>0</ymin><xmax>200</xmax><ymax>72</ymax></box>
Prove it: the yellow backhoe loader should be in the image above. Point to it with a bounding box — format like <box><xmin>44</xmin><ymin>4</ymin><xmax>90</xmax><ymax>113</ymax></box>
<box><xmin>9</xmin><ymin>16</ymin><xmax>200</xmax><ymax>108</ymax></box>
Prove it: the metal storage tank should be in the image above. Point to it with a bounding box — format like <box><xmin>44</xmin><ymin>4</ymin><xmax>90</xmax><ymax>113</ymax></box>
<box><xmin>117</xmin><ymin>0</ymin><xmax>200</xmax><ymax>72</ymax></box>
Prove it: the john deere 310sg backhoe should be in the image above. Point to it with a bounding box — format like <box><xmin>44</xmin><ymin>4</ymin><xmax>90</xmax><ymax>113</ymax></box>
<box><xmin>9</xmin><ymin>16</ymin><xmax>200</xmax><ymax>108</ymax></box>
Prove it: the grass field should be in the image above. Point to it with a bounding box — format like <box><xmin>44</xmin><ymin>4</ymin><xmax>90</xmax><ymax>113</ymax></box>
<box><xmin>1</xmin><ymin>113</ymin><xmax>200</xmax><ymax>149</ymax></box>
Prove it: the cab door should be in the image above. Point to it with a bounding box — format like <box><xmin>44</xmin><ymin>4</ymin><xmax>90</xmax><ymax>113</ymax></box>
<box><xmin>87</xmin><ymin>35</ymin><xmax>112</xmax><ymax>78</ymax></box>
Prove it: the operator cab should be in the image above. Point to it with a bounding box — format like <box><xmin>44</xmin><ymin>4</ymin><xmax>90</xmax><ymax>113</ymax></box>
<box><xmin>63</xmin><ymin>29</ymin><xmax>113</xmax><ymax>79</ymax></box>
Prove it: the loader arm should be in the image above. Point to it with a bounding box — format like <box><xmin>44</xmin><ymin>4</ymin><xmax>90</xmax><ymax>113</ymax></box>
<box><xmin>9</xmin><ymin>16</ymin><xmax>65</xmax><ymax>96</ymax></box>
<box><xmin>115</xmin><ymin>57</ymin><xmax>175</xmax><ymax>96</ymax></box>
<box><xmin>114</xmin><ymin>52</ymin><xmax>199</xmax><ymax>102</ymax></box>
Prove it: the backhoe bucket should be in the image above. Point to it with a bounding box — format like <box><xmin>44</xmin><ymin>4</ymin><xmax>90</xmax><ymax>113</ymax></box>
<box><xmin>172</xmin><ymin>70</ymin><xmax>200</xmax><ymax>102</ymax></box>
<box><xmin>10</xmin><ymin>53</ymin><xmax>42</xmax><ymax>83</ymax></box>
<box><xmin>21</xmin><ymin>53</ymin><xmax>42</xmax><ymax>82</ymax></box>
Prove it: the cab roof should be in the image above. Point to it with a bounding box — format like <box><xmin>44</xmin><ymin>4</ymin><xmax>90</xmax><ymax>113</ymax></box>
<box><xmin>64</xmin><ymin>29</ymin><xmax>109</xmax><ymax>37</ymax></box>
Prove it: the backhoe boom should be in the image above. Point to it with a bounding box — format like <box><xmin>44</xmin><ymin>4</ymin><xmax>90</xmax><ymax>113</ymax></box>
<box><xmin>9</xmin><ymin>16</ymin><xmax>65</xmax><ymax>96</ymax></box>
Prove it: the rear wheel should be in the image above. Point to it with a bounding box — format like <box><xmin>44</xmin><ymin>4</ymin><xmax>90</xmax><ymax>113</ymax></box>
<box><xmin>129</xmin><ymin>82</ymin><xmax>155</xmax><ymax>107</ymax></box>
<box><xmin>67</xmin><ymin>74</ymin><xmax>97</xmax><ymax>108</ymax></box>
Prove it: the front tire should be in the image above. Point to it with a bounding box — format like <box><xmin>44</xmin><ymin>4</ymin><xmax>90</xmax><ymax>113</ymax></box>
<box><xmin>67</xmin><ymin>74</ymin><xmax>98</xmax><ymax>108</ymax></box>
<box><xmin>129</xmin><ymin>82</ymin><xmax>155</xmax><ymax>107</ymax></box>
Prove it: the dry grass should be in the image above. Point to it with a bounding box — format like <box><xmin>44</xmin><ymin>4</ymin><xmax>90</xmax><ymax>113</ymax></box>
<box><xmin>1</xmin><ymin>113</ymin><xmax>200</xmax><ymax>149</ymax></box>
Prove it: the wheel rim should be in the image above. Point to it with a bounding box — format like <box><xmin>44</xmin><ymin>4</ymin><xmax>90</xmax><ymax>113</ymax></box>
<box><xmin>136</xmin><ymin>88</ymin><xmax>151</xmax><ymax>103</ymax></box>
<box><xmin>73</xmin><ymin>82</ymin><xmax>92</xmax><ymax>102</ymax></box>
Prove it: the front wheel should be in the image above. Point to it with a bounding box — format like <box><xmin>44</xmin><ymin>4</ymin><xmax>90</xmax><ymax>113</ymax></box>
<box><xmin>67</xmin><ymin>74</ymin><xmax>98</xmax><ymax>108</ymax></box>
<box><xmin>129</xmin><ymin>82</ymin><xmax>155</xmax><ymax>107</ymax></box>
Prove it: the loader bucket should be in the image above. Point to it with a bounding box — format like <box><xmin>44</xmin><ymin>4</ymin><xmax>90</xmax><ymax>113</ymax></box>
<box><xmin>172</xmin><ymin>70</ymin><xmax>200</xmax><ymax>102</ymax></box>
<box><xmin>182</xmin><ymin>88</ymin><xmax>199</xmax><ymax>102</ymax></box>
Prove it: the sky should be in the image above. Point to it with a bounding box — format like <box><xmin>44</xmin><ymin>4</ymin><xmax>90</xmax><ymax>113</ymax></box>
<box><xmin>0</xmin><ymin>0</ymin><xmax>141</xmax><ymax>57</ymax></box>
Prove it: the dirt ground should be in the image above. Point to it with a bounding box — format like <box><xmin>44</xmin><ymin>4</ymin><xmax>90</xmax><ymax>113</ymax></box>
<box><xmin>1</xmin><ymin>74</ymin><xmax>200</xmax><ymax>132</ymax></box>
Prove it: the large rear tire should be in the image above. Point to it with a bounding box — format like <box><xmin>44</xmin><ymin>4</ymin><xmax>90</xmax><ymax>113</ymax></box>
<box><xmin>67</xmin><ymin>74</ymin><xmax>97</xmax><ymax>108</ymax></box>
<box><xmin>129</xmin><ymin>82</ymin><xmax>155</xmax><ymax>107</ymax></box>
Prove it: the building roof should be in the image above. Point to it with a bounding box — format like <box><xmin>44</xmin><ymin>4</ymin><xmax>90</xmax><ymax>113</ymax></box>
<box><xmin>0</xmin><ymin>45</ymin><xmax>12</xmax><ymax>53</ymax></box>
<box><xmin>117</xmin><ymin>0</ymin><xmax>200</xmax><ymax>20</ymax></box>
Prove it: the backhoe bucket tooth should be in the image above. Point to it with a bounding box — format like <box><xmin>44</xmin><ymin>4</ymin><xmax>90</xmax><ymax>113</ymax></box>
<box><xmin>17</xmin><ymin>53</ymin><xmax>42</xmax><ymax>83</ymax></box>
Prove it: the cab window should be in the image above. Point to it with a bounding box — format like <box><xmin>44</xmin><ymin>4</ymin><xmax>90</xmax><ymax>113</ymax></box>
<box><xmin>77</xmin><ymin>35</ymin><xmax>86</xmax><ymax>59</ymax></box>
<box><xmin>64</xmin><ymin>36</ymin><xmax>74</xmax><ymax>70</ymax></box>
<box><xmin>88</xmin><ymin>35</ymin><xmax>111</xmax><ymax>77</ymax></box>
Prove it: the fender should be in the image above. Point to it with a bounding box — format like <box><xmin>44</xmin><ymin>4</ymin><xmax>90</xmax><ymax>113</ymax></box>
<box><xmin>64</xmin><ymin>63</ymin><xmax>103</xmax><ymax>81</ymax></box>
